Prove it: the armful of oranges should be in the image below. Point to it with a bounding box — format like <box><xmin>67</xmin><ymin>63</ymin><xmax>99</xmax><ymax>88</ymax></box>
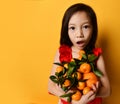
<box><xmin>49</xmin><ymin>50</ymin><xmax>103</xmax><ymax>102</ymax></box>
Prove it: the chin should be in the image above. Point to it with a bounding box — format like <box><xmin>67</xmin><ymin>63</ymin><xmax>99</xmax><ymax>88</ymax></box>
<box><xmin>76</xmin><ymin>46</ymin><xmax>85</xmax><ymax>50</ymax></box>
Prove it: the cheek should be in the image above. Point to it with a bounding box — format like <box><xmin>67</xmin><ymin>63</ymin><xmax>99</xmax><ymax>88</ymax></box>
<box><xmin>85</xmin><ymin>32</ymin><xmax>92</xmax><ymax>42</ymax></box>
<box><xmin>68</xmin><ymin>34</ymin><xmax>73</xmax><ymax>42</ymax></box>
<box><xmin>68</xmin><ymin>31</ymin><xmax>73</xmax><ymax>40</ymax></box>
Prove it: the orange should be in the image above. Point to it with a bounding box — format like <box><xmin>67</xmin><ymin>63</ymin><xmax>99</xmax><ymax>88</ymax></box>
<box><xmin>77</xmin><ymin>81</ymin><xmax>86</xmax><ymax>90</ymax></box>
<box><xmin>78</xmin><ymin>50</ymin><xmax>85</xmax><ymax>60</ymax></box>
<box><xmin>71</xmin><ymin>90</ymin><xmax>82</xmax><ymax>101</ymax></box>
<box><xmin>83</xmin><ymin>72</ymin><xmax>98</xmax><ymax>88</ymax></box>
<box><xmin>64</xmin><ymin>63</ymin><xmax>68</xmax><ymax>69</ymax></box>
<box><xmin>71</xmin><ymin>58</ymin><xmax>75</xmax><ymax>62</ymax></box>
<box><xmin>83</xmin><ymin>72</ymin><xmax>98</xmax><ymax>80</ymax></box>
<box><xmin>76</xmin><ymin>72</ymin><xmax>82</xmax><ymax>80</ymax></box>
<box><xmin>78</xmin><ymin>63</ymin><xmax>91</xmax><ymax>73</ymax></box>
<box><xmin>56</xmin><ymin>66</ymin><xmax>63</xmax><ymax>73</ymax></box>
<box><xmin>83</xmin><ymin>87</ymin><xmax>91</xmax><ymax>95</ymax></box>
<box><xmin>62</xmin><ymin>79</ymin><xmax>71</xmax><ymax>87</ymax></box>
<box><xmin>72</xmin><ymin>72</ymin><xmax>82</xmax><ymax>80</ymax></box>
<box><xmin>86</xmin><ymin>79</ymin><xmax>98</xmax><ymax>88</ymax></box>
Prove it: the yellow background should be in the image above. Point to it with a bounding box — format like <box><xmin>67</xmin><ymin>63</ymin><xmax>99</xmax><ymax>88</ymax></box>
<box><xmin>0</xmin><ymin>0</ymin><xmax>120</xmax><ymax>104</ymax></box>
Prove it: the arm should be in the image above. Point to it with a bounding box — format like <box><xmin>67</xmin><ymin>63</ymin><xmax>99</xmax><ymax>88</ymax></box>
<box><xmin>96</xmin><ymin>54</ymin><xmax>111</xmax><ymax>97</ymax></box>
<box><xmin>48</xmin><ymin>49</ymin><xmax>67</xmax><ymax>98</ymax></box>
<box><xmin>48</xmin><ymin>50</ymin><xmax>97</xmax><ymax>104</ymax></box>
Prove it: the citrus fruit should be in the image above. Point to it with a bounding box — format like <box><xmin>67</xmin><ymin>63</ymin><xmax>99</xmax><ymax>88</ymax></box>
<box><xmin>78</xmin><ymin>50</ymin><xmax>85</xmax><ymax>60</ymax></box>
<box><xmin>72</xmin><ymin>72</ymin><xmax>82</xmax><ymax>80</ymax></box>
<box><xmin>83</xmin><ymin>72</ymin><xmax>98</xmax><ymax>88</ymax></box>
<box><xmin>62</xmin><ymin>79</ymin><xmax>71</xmax><ymax>87</ymax></box>
<box><xmin>86</xmin><ymin>79</ymin><xmax>98</xmax><ymax>88</ymax></box>
<box><xmin>83</xmin><ymin>72</ymin><xmax>98</xmax><ymax>80</ymax></box>
<box><xmin>78</xmin><ymin>63</ymin><xmax>91</xmax><ymax>73</ymax></box>
<box><xmin>71</xmin><ymin>58</ymin><xmax>75</xmax><ymax>62</ymax></box>
<box><xmin>77</xmin><ymin>81</ymin><xmax>86</xmax><ymax>90</ymax></box>
<box><xmin>64</xmin><ymin>63</ymin><xmax>68</xmax><ymax>69</ymax></box>
<box><xmin>83</xmin><ymin>87</ymin><xmax>91</xmax><ymax>95</ymax></box>
<box><xmin>56</xmin><ymin>66</ymin><xmax>63</xmax><ymax>73</ymax></box>
<box><xmin>72</xmin><ymin>90</ymin><xmax>82</xmax><ymax>101</ymax></box>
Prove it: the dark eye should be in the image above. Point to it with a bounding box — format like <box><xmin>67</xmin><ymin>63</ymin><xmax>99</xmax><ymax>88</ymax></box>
<box><xmin>84</xmin><ymin>25</ymin><xmax>89</xmax><ymax>29</ymax></box>
<box><xmin>69</xmin><ymin>26</ymin><xmax>75</xmax><ymax>30</ymax></box>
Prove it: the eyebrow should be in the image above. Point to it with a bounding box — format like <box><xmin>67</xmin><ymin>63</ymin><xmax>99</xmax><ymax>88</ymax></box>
<box><xmin>69</xmin><ymin>21</ymin><xmax>91</xmax><ymax>26</ymax></box>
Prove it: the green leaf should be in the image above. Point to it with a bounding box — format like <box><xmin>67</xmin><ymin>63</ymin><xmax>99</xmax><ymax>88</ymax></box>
<box><xmin>78</xmin><ymin>61</ymin><xmax>84</xmax><ymax>65</ymax></box>
<box><xmin>61</xmin><ymin>86</ymin><xmax>68</xmax><ymax>91</ymax></box>
<box><xmin>73</xmin><ymin>58</ymin><xmax>81</xmax><ymax>63</ymax></box>
<box><xmin>82</xmin><ymin>54</ymin><xmax>87</xmax><ymax>60</ymax></box>
<box><xmin>62</xmin><ymin>68</ymin><xmax>66</xmax><ymax>75</ymax></box>
<box><xmin>55</xmin><ymin>72</ymin><xmax>59</xmax><ymax>76</ymax></box>
<box><xmin>53</xmin><ymin>62</ymin><xmax>63</xmax><ymax>66</ymax></box>
<box><xmin>59</xmin><ymin>77</ymin><xmax>65</xmax><ymax>85</ymax></box>
<box><xmin>66</xmin><ymin>63</ymin><xmax>75</xmax><ymax>77</ymax></box>
<box><xmin>93</xmin><ymin>69</ymin><xmax>103</xmax><ymax>77</ymax></box>
<box><xmin>90</xmin><ymin>62</ymin><xmax>95</xmax><ymax>72</ymax></box>
<box><xmin>78</xmin><ymin>79</ymin><xmax>88</xmax><ymax>82</ymax></box>
<box><xmin>73</xmin><ymin>72</ymin><xmax>77</xmax><ymax>78</ymax></box>
<box><xmin>66</xmin><ymin>77</ymin><xmax>76</xmax><ymax>92</ymax></box>
<box><xmin>60</xmin><ymin>92</ymin><xmax>74</xmax><ymax>98</ymax></box>
<box><xmin>67</xmin><ymin>97</ymin><xmax>71</xmax><ymax>102</ymax></box>
<box><xmin>69</xmin><ymin>61</ymin><xmax>76</xmax><ymax>66</ymax></box>
<box><xmin>49</xmin><ymin>75</ymin><xmax>58</xmax><ymax>83</ymax></box>
<box><xmin>90</xmin><ymin>63</ymin><xmax>103</xmax><ymax>77</ymax></box>
<box><xmin>88</xmin><ymin>54</ymin><xmax>98</xmax><ymax>62</ymax></box>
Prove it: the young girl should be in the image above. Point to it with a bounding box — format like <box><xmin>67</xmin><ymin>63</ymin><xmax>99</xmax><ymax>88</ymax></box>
<box><xmin>48</xmin><ymin>3</ymin><xmax>111</xmax><ymax>104</ymax></box>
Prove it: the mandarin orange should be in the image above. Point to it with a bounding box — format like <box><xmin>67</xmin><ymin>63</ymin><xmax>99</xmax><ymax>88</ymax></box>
<box><xmin>62</xmin><ymin>79</ymin><xmax>71</xmax><ymax>87</ymax></box>
<box><xmin>83</xmin><ymin>87</ymin><xmax>91</xmax><ymax>95</ymax></box>
<box><xmin>71</xmin><ymin>90</ymin><xmax>82</xmax><ymax>101</ymax></box>
<box><xmin>77</xmin><ymin>81</ymin><xmax>86</xmax><ymax>90</ymax></box>
<box><xmin>56</xmin><ymin>66</ymin><xmax>63</xmax><ymax>73</ymax></box>
<box><xmin>83</xmin><ymin>72</ymin><xmax>98</xmax><ymax>88</ymax></box>
<box><xmin>78</xmin><ymin>63</ymin><xmax>91</xmax><ymax>73</ymax></box>
<box><xmin>72</xmin><ymin>72</ymin><xmax>82</xmax><ymax>80</ymax></box>
<box><xmin>78</xmin><ymin>50</ymin><xmax>85</xmax><ymax>60</ymax></box>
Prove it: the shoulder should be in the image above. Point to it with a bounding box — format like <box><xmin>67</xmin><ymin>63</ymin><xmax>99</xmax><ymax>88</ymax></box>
<box><xmin>93</xmin><ymin>48</ymin><xmax>106</xmax><ymax>73</ymax></box>
<box><xmin>96</xmin><ymin>54</ymin><xmax>107</xmax><ymax>76</ymax></box>
<box><xmin>54</xmin><ymin>49</ymin><xmax>60</xmax><ymax>63</ymax></box>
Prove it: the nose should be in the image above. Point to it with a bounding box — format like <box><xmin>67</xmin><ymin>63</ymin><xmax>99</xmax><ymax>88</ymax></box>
<box><xmin>76</xmin><ymin>29</ymin><xmax>84</xmax><ymax>38</ymax></box>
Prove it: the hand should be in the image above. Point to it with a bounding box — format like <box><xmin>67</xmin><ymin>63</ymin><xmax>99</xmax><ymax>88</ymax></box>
<box><xmin>72</xmin><ymin>81</ymin><xmax>101</xmax><ymax>104</ymax></box>
<box><xmin>91</xmin><ymin>81</ymin><xmax>101</xmax><ymax>94</ymax></box>
<box><xmin>72</xmin><ymin>91</ymin><xmax>96</xmax><ymax>104</ymax></box>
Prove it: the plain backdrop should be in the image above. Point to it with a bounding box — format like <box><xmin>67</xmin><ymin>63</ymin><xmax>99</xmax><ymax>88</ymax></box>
<box><xmin>0</xmin><ymin>0</ymin><xmax>120</xmax><ymax>104</ymax></box>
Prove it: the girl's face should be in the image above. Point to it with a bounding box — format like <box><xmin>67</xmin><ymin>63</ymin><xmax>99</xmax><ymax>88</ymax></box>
<box><xmin>68</xmin><ymin>11</ymin><xmax>93</xmax><ymax>50</ymax></box>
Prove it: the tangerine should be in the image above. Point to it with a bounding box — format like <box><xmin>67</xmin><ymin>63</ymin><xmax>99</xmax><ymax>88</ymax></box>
<box><xmin>72</xmin><ymin>72</ymin><xmax>82</xmax><ymax>80</ymax></box>
<box><xmin>78</xmin><ymin>50</ymin><xmax>85</xmax><ymax>60</ymax></box>
<box><xmin>71</xmin><ymin>90</ymin><xmax>82</xmax><ymax>101</ymax></box>
<box><xmin>83</xmin><ymin>72</ymin><xmax>98</xmax><ymax>88</ymax></box>
<box><xmin>71</xmin><ymin>58</ymin><xmax>75</xmax><ymax>62</ymax></box>
<box><xmin>78</xmin><ymin>63</ymin><xmax>91</xmax><ymax>73</ymax></box>
<box><xmin>77</xmin><ymin>81</ymin><xmax>86</xmax><ymax>90</ymax></box>
<box><xmin>62</xmin><ymin>79</ymin><xmax>71</xmax><ymax>87</ymax></box>
<box><xmin>56</xmin><ymin>66</ymin><xmax>63</xmax><ymax>73</ymax></box>
<box><xmin>83</xmin><ymin>72</ymin><xmax>98</xmax><ymax>80</ymax></box>
<box><xmin>86</xmin><ymin>79</ymin><xmax>98</xmax><ymax>88</ymax></box>
<box><xmin>83</xmin><ymin>87</ymin><xmax>91</xmax><ymax>95</ymax></box>
<box><xmin>64</xmin><ymin>63</ymin><xmax>68</xmax><ymax>69</ymax></box>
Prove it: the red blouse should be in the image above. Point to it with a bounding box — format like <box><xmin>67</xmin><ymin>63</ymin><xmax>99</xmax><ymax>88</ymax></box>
<box><xmin>49</xmin><ymin>45</ymin><xmax>103</xmax><ymax>104</ymax></box>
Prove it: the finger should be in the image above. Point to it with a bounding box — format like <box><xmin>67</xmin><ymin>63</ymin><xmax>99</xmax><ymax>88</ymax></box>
<box><xmin>85</xmin><ymin>91</ymin><xmax>94</xmax><ymax>98</ymax></box>
<box><xmin>91</xmin><ymin>84</ymin><xmax>96</xmax><ymax>92</ymax></box>
<box><xmin>88</xmin><ymin>93</ymin><xmax>96</xmax><ymax>102</ymax></box>
<box><xmin>96</xmin><ymin>81</ymin><xmax>100</xmax><ymax>88</ymax></box>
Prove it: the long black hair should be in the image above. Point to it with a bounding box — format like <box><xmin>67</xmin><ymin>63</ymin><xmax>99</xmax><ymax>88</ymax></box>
<box><xmin>60</xmin><ymin>3</ymin><xmax>98</xmax><ymax>50</ymax></box>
